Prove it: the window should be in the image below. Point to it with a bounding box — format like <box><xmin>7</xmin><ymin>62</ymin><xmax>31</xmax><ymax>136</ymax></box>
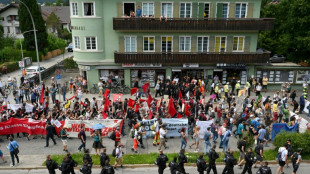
<box><xmin>233</xmin><ymin>36</ymin><xmax>244</xmax><ymax>52</ymax></box>
<box><xmin>204</xmin><ymin>3</ymin><xmax>210</xmax><ymax>18</ymax></box>
<box><xmin>71</xmin><ymin>2</ymin><xmax>78</xmax><ymax>16</ymax></box>
<box><xmin>85</xmin><ymin>37</ymin><xmax>96</xmax><ymax>50</ymax></box>
<box><xmin>83</xmin><ymin>2</ymin><xmax>94</xmax><ymax>16</ymax></box>
<box><xmin>180</xmin><ymin>3</ymin><xmax>191</xmax><ymax>18</ymax></box>
<box><xmin>124</xmin><ymin>3</ymin><xmax>135</xmax><ymax>16</ymax></box>
<box><xmin>215</xmin><ymin>36</ymin><xmax>226</xmax><ymax>52</ymax></box>
<box><xmin>143</xmin><ymin>36</ymin><xmax>155</xmax><ymax>52</ymax></box>
<box><xmin>179</xmin><ymin>36</ymin><xmax>191</xmax><ymax>52</ymax></box>
<box><xmin>235</xmin><ymin>3</ymin><xmax>247</xmax><ymax>18</ymax></box>
<box><xmin>274</xmin><ymin>71</ymin><xmax>294</xmax><ymax>83</ymax></box>
<box><xmin>74</xmin><ymin>36</ymin><xmax>80</xmax><ymax>49</ymax></box>
<box><xmin>125</xmin><ymin>36</ymin><xmax>137</xmax><ymax>52</ymax></box>
<box><xmin>296</xmin><ymin>70</ymin><xmax>310</xmax><ymax>83</ymax></box>
<box><xmin>162</xmin><ymin>36</ymin><xmax>173</xmax><ymax>52</ymax></box>
<box><xmin>161</xmin><ymin>3</ymin><xmax>173</xmax><ymax>18</ymax></box>
<box><xmin>142</xmin><ymin>2</ymin><xmax>154</xmax><ymax>17</ymax></box>
<box><xmin>216</xmin><ymin>3</ymin><xmax>229</xmax><ymax>18</ymax></box>
<box><xmin>197</xmin><ymin>36</ymin><xmax>209</xmax><ymax>52</ymax></box>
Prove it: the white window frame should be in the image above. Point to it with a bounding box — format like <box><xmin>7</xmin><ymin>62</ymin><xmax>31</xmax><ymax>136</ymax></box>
<box><xmin>197</xmin><ymin>36</ymin><xmax>209</xmax><ymax>52</ymax></box>
<box><xmin>179</xmin><ymin>2</ymin><xmax>192</xmax><ymax>18</ymax></box>
<box><xmin>296</xmin><ymin>70</ymin><xmax>310</xmax><ymax>83</ymax></box>
<box><xmin>232</xmin><ymin>36</ymin><xmax>245</xmax><ymax>52</ymax></box>
<box><xmin>179</xmin><ymin>36</ymin><xmax>191</xmax><ymax>52</ymax></box>
<box><xmin>84</xmin><ymin>36</ymin><xmax>97</xmax><ymax>50</ymax></box>
<box><xmin>74</xmin><ymin>36</ymin><xmax>80</xmax><ymax>49</ymax></box>
<box><xmin>142</xmin><ymin>2</ymin><xmax>155</xmax><ymax>17</ymax></box>
<box><xmin>143</xmin><ymin>36</ymin><xmax>155</xmax><ymax>52</ymax></box>
<box><xmin>204</xmin><ymin>3</ymin><xmax>211</xmax><ymax>18</ymax></box>
<box><xmin>235</xmin><ymin>2</ymin><xmax>248</xmax><ymax>18</ymax></box>
<box><xmin>71</xmin><ymin>2</ymin><xmax>78</xmax><ymax>16</ymax></box>
<box><xmin>124</xmin><ymin>36</ymin><xmax>137</xmax><ymax>52</ymax></box>
<box><xmin>161</xmin><ymin>2</ymin><xmax>174</xmax><ymax>18</ymax></box>
<box><xmin>215</xmin><ymin>36</ymin><xmax>227</xmax><ymax>52</ymax></box>
<box><xmin>161</xmin><ymin>36</ymin><xmax>173</xmax><ymax>52</ymax></box>
<box><xmin>123</xmin><ymin>2</ymin><xmax>136</xmax><ymax>16</ymax></box>
<box><xmin>82</xmin><ymin>2</ymin><xmax>95</xmax><ymax>17</ymax></box>
<box><xmin>216</xmin><ymin>2</ymin><xmax>230</xmax><ymax>18</ymax></box>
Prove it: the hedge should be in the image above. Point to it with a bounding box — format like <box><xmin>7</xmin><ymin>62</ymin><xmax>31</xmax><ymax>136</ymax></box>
<box><xmin>0</xmin><ymin>62</ymin><xmax>19</xmax><ymax>73</ymax></box>
<box><xmin>273</xmin><ymin>131</ymin><xmax>310</xmax><ymax>154</ymax></box>
<box><xmin>64</xmin><ymin>57</ymin><xmax>78</xmax><ymax>69</ymax></box>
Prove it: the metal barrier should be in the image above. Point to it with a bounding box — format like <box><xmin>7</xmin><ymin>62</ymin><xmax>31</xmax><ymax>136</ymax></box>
<box><xmin>29</xmin><ymin>61</ymin><xmax>64</xmax><ymax>84</ymax></box>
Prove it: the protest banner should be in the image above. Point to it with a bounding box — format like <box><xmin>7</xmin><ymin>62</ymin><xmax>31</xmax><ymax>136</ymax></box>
<box><xmin>0</xmin><ymin>118</ymin><xmax>46</xmax><ymax>135</ymax></box>
<box><xmin>63</xmin><ymin>119</ymin><xmax>123</xmax><ymax>137</ymax></box>
<box><xmin>304</xmin><ymin>100</ymin><xmax>309</xmax><ymax>114</ymax></box>
<box><xmin>7</xmin><ymin>104</ymin><xmax>34</xmax><ymax>113</ymax></box>
<box><xmin>140</xmin><ymin>118</ymin><xmax>188</xmax><ymax>138</ymax></box>
<box><xmin>196</xmin><ymin>120</ymin><xmax>214</xmax><ymax>138</ymax></box>
<box><xmin>271</xmin><ymin>123</ymin><xmax>298</xmax><ymax>141</ymax></box>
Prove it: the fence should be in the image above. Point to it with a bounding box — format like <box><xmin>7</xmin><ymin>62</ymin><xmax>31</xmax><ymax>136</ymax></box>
<box><xmin>29</xmin><ymin>61</ymin><xmax>64</xmax><ymax>84</ymax></box>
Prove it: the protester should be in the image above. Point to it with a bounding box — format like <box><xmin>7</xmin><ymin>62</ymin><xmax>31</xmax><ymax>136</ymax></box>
<box><xmin>189</xmin><ymin>126</ymin><xmax>200</xmax><ymax>152</ymax></box>
<box><xmin>237</xmin><ymin>137</ymin><xmax>248</xmax><ymax>168</ymax></box>
<box><xmin>91</xmin><ymin>129</ymin><xmax>104</xmax><ymax>155</ymax></box>
<box><xmin>0</xmin><ymin>144</ymin><xmax>7</xmax><ymax>164</ymax></box>
<box><xmin>46</xmin><ymin>155</ymin><xmax>58</xmax><ymax>174</ymax></box>
<box><xmin>291</xmin><ymin>148</ymin><xmax>302</xmax><ymax>174</ymax></box>
<box><xmin>180</xmin><ymin>127</ymin><xmax>187</xmax><ymax>150</ymax></box>
<box><xmin>78</xmin><ymin>126</ymin><xmax>86</xmax><ymax>151</ymax></box>
<box><xmin>158</xmin><ymin>125</ymin><xmax>168</xmax><ymax>150</ymax></box>
<box><xmin>203</xmin><ymin>127</ymin><xmax>212</xmax><ymax>155</ymax></box>
<box><xmin>254</xmin><ymin>140</ymin><xmax>265</xmax><ymax>168</ymax></box>
<box><xmin>156</xmin><ymin>150</ymin><xmax>169</xmax><ymax>174</ymax></box>
<box><xmin>45</xmin><ymin>122</ymin><xmax>57</xmax><ymax>148</ymax></box>
<box><xmin>60</xmin><ymin>126</ymin><xmax>69</xmax><ymax>152</ymax></box>
<box><xmin>114</xmin><ymin>142</ymin><xmax>124</xmax><ymax>170</ymax></box>
<box><xmin>276</xmin><ymin>144</ymin><xmax>288</xmax><ymax>174</ymax></box>
<box><xmin>8</xmin><ymin>137</ymin><xmax>19</xmax><ymax>167</ymax></box>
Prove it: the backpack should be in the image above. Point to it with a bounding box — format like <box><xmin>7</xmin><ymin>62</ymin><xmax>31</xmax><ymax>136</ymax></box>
<box><xmin>109</xmin><ymin>131</ymin><xmax>116</xmax><ymax>141</ymax></box>
<box><xmin>291</xmin><ymin>152</ymin><xmax>298</xmax><ymax>163</ymax></box>
<box><xmin>237</xmin><ymin>140</ymin><xmax>242</xmax><ymax>150</ymax></box>
<box><xmin>211</xmin><ymin>125</ymin><xmax>215</xmax><ymax>133</ymax></box>
<box><xmin>255</xmin><ymin>145</ymin><xmax>261</xmax><ymax>155</ymax></box>
<box><xmin>112</xmin><ymin>149</ymin><xmax>116</xmax><ymax>157</ymax></box>
<box><xmin>276</xmin><ymin>151</ymin><xmax>283</xmax><ymax>162</ymax></box>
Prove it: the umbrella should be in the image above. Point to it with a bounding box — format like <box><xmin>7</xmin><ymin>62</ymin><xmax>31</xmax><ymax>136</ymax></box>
<box><xmin>92</xmin><ymin>124</ymin><xmax>105</xmax><ymax>130</ymax></box>
<box><xmin>210</xmin><ymin>94</ymin><xmax>216</xmax><ymax>99</ymax></box>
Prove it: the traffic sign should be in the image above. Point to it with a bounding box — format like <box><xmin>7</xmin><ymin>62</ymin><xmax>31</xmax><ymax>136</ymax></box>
<box><xmin>19</xmin><ymin>61</ymin><xmax>24</xmax><ymax>68</ymax></box>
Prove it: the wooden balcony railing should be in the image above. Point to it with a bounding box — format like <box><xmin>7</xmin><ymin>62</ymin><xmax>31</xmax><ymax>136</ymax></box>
<box><xmin>113</xmin><ymin>18</ymin><xmax>275</xmax><ymax>31</ymax></box>
<box><xmin>114</xmin><ymin>51</ymin><xmax>270</xmax><ymax>64</ymax></box>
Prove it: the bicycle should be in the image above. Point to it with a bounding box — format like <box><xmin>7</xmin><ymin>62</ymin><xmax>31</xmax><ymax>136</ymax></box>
<box><xmin>118</xmin><ymin>85</ymin><xmax>131</xmax><ymax>94</ymax></box>
<box><xmin>3</xmin><ymin>82</ymin><xmax>11</xmax><ymax>95</ymax></box>
<box><xmin>90</xmin><ymin>84</ymin><xmax>99</xmax><ymax>94</ymax></box>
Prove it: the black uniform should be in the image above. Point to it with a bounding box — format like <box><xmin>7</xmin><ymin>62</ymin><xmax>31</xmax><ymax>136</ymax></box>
<box><xmin>207</xmin><ymin>149</ymin><xmax>219</xmax><ymax>174</ymax></box>
<box><xmin>156</xmin><ymin>153</ymin><xmax>168</xmax><ymax>174</ymax></box>
<box><xmin>100</xmin><ymin>152</ymin><xmax>110</xmax><ymax>168</ymax></box>
<box><xmin>222</xmin><ymin>154</ymin><xmax>237</xmax><ymax>174</ymax></box>
<box><xmin>257</xmin><ymin>166</ymin><xmax>272</xmax><ymax>174</ymax></box>
<box><xmin>45</xmin><ymin>125</ymin><xmax>57</xmax><ymax>147</ymax></box>
<box><xmin>168</xmin><ymin>161</ymin><xmax>182</xmax><ymax>174</ymax></box>
<box><xmin>46</xmin><ymin>159</ymin><xmax>58</xmax><ymax>174</ymax></box>
<box><xmin>197</xmin><ymin>157</ymin><xmax>208</xmax><ymax>174</ymax></box>
<box><xmin>101</xmin><ymin>164</ymin><xmax>115</xmax><ymax>174</ymax></box>
<box><xmin>241</xmin><ymin>152</ymin><xmax>254</xmax><ymax>174</ymax></box>
<box><xmin>67</xmin><ymin>156</ymin><xmax>77</xmax><ymax>174</ymax></box>
<box><xmin>80</xmin><ymin>164</ymin><xmax>92</xmax><ymax>174</ymax></box>
<box><xmin>178</xmin><ymin>152</ymin><xmax>188</xmax><ymax>174</ymax></box>
<box><xmin>59</xmin><ymin>160</ymin><xmax>70</xmax><ymax>174</ymax></box>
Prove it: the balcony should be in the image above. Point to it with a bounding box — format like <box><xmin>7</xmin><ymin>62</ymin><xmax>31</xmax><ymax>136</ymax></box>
<box><xmin>113</xmin><ymin>18</ymin><xmax>275</xmax><ymax>31</ymax></box>
<box><xmin>114</xmin><ymin>51</ymin><xmax>270</xmax><ymax>64</ymax></box>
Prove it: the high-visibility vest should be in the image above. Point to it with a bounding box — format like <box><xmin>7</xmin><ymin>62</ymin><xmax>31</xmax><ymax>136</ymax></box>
<box><xmin>224</xmin><ymin>85</ymin><xmax>228</xmax><ymax>92</ymax></box>
<box><xmin>215</xmin><ymin>86</ymin><xmax>219</xmax><ymax>93</ymax></box>
<box><xmin>236</xmin><ymin>83</ymin><xmax>240</xmax><ymax>90</ymax></box>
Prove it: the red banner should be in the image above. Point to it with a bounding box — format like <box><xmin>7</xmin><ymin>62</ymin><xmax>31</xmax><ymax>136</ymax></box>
<box><xmin>0</xmin><ymin>118</ymin><xmax>46</xmax><ymax>135</ymax></box>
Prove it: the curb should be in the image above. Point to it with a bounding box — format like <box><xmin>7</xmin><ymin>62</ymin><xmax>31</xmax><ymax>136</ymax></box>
<box><xmin>1</xmin><ymin>160</ymin><xmax>310</xmax><ymax>170</ymax></box>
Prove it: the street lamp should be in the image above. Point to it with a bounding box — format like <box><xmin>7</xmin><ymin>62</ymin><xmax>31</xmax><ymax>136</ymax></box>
<box><xmin>14</xmin><ymin>0</ymin><xmax>42</xmax><ymax>83</ymax></box>
<box><xmin>19</xmin><ymin>30</ymin><xmax>36</xmax><ymax>61</ymax></box>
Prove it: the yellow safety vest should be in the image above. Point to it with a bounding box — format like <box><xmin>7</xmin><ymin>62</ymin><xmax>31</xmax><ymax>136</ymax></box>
<box><xmin>224</xmin><ymin>85</ymin><xmax>228</xmax><ymax>92</ymax></box>
<box><xmin>236</xmin><ymin>83</ymin><xmax>240</xmax><ymax>90</ymax></box>
<box><xmin>215</xmin><ymin>86</ymin><xmax>219</xmax><ymax>93</ymax></box>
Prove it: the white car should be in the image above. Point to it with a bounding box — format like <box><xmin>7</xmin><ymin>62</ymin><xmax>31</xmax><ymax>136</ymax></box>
<box><xmin>25</xmin><ymin>66</ymin><xmax>46</xmax><ymax>79</ymax></box>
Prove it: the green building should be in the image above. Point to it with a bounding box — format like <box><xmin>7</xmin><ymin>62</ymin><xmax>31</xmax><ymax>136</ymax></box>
<box><xmin>69</xmin><ymin>0</ymin><xmax>307</xmax><ymax>90</ymax></box>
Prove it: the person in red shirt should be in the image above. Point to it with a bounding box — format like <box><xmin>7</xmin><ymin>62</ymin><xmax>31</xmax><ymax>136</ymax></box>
<box><xmin>115</xmin><ymin>127</ymin><xmax>121</xmax><ymax>148</ymax></box>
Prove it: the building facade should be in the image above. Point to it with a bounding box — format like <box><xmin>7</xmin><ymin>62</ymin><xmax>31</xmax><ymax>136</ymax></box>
<box><xmin>0</xmin><ymin>3</ymin><xmax>23</xmax><ymax>39</ymax></box>
<box><xmin>70</xmin><ymin>0</ymin><xmax>281</xmax><ymax>89</ymax></box>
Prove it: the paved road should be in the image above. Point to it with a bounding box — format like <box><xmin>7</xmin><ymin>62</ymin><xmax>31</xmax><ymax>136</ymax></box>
<box><xmin>0</xmin><ymin>164</ymin><xmax>309</xmax><ymax>174</ymax></box>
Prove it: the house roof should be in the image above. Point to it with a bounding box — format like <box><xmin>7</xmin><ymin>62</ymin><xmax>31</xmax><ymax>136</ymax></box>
<box><xmin>0</xmin><ymin>3</ymin><xmax>19</xmax><ymax>14</ymax></box>
<box><xmin>41</xmin><ymin>6</ymin><xmax>70</xmax><ymax>24</ymax></box>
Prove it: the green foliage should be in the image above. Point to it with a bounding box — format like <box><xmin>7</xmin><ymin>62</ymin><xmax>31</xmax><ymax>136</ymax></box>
<box><xmin>259</xmin><ymin>0</ymin><xmax>310</xmax><ymax>62</ymax></box>
<box><xmin>64</xmin><ymin>57</ymin><xmax>78</xmax><ymax>69</ymax></box>
<box><xmin>273</xmin><ymin>131</ymin><xmax>310</xmax><ymax>154</ymax></box>
<box><xmin>0</xmin><ymin>47</ymin><xmax>21</xmax><ymax>62</ymax></box>
<box><xmin>46</xmin><ymin>12</ymin><xmax>60</xmax><ymax>33</ymax></box>
<box><xmin>58</xmin><ymin>28</ymin><xmax>72</xmax><ymax>42</ymax></box>
<box><xmin>0</xmin><ymin>36</ymin><xmax>16</xmax><ymax>50</ymax></box>
<box><xmin>18</xmin><ymin>0</ymin><xmax>48</xmax><ymax>51</ymax></box>
<box><xmin>23</xmin><ymin>50</ymin><xmax>43</xmax><ymax>61</ymax></box>
<box><xmin>0</xmin><ymin>62</ymin><xmax>19</xmax><ymax>73</ymax></box>
<box><xmin>47</xmin><ymin>33</ymin><xmax>67</xmax><ymax>51</ymax></box>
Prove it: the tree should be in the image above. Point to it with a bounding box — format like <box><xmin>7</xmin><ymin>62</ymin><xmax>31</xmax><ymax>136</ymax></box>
<box><xmin>58</xmin><ymin>28</ymin><xmax>72</xmax><ymax>43</ymax></box>
<box><xmin>18</xmin><ymin>0</ymin><xmax>48</xmax><ymax>51</ymax></box>
<box><xmin>258</xmin><ymin>0</ymin><xmax>310</xmax><ymax>63</ymax></box>
<box><xmin>46</xmin><ymin>12</ymin><xmax>60</xmax><ymax>33</ymax></box>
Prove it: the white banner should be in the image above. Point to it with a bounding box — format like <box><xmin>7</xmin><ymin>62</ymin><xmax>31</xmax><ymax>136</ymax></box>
<box><xmin>304</xmin><ymin>100</ymin><xmax>309</xmax><ymax>114</ymax></box>
<box><xmin>140</xmin><ymin>118</ymin><xmax>188</xmax><ymax>138</ymax></box>
<box><xmin>196</xmin><ymin>120</ymin><xmax>214</xmax><ymax>139</ymax></box>
<box><xmin>7</xmin><ymin>104</ymin><xmax>34</xmax><ymax>113</ymax></box>
<box><xmin>290</xmin><ymin>111</ymin><xmax>309</xmax><ymax>133</ymax></box>
<box><xmin>64</xmin><ymin>119</ymin><xmax>123</xmax><ymax>137</ymax></box>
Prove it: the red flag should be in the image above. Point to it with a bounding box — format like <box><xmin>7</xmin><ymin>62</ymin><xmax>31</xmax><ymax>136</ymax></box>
<box><xmin>142</xmin><ymin>83</ymin><xmax>149</xmax><ymax>93</ymax></box>
<box><xmin>113</xmin><ymin>94</ymin><xmax>123</xmax><ymax>102</ymax></box>
<box><xmin>80</xmin><ymin>101</ymin><xmax>87</xmax><ymax>107</ymax></box>
<box><xmin>199</xmin><ymin>98</ymin><xmax>204</xmax><ymax>105</ymax></box>
<box><xmin>168</xmin><ymin>97</ymin><xmax>177</xmax><ymax>117</ymax></box>
<box><xmin>131</xmin><ymin>87</ymin><xmax>138</xmax><ymax>96</ymax></box>
<box><xmin>177</xmin><ymin>113</ymin><xmax>183</xmax><ymax>118</ymax></box>
<box><xmin>102</xmin><ymin>111</ymin><xmax>108</xmax><ymax>119</ymax></box>
<box><xmin>128</xmin><ymin>98</ymin><xmax>135</xmax><ymax>108</ymax></box>
<box><xmin>104</xmin><ymin>89</ymin><xmax>110</xmax><ymax>98</ymax></box>
<box><xmin>185</xmin><ymin>104</ymin><xmax>191</xmax><ymax>116</ymax></box>
<box><xmin>147</xmin><ymin>94</ymin><xmax>153</xmax><ymax>107</ymax></box>
<box><xmin>149</xmin><ymin>110</ymin><xmax>153</xmax><ymax>119</ymax></box>
<box><xmin>135</xmin><ymin>103</ymin><xmax>140</xmax><ymax>112</ymax></box>
<box><xmin>66</xmin><ymin>95</ymin><xmax>76</xmax><ymax>100</ymax></box>
<box><xmin>104</xmin><ymin>97</ymin><xmax>110</xmax><ymax>112</ymax></box>
<box><xmin>40</xmin><ymin>84</ymin><xmax>45</xmax><ymax>104</ymax></box>
<box><xmin>178</xmin><ymin>89</ymin><xmax>182</xmax><ymax>99</ymax></box>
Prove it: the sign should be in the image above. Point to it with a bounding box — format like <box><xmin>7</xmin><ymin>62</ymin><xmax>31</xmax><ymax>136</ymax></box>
<box><xmin>0</xmin><ymin>118</ymin><xmax>46</xmax><ymax>135</ymax></box>
<box><xmin>63</xmin><ymin>119</ymin><xmax>123</xmax><ymax>137</ymax></box>
<box><xmin>139</xmin><ymin>118</ymin><xmax>188</xmax><ymax>138</ymax></box>
<box><xmin>183</xmin><ymin>63</ymin><xmax>199</xmax><ymax>68</ymax></box>
<box><xmin>196</xmin><ymin>120</ymin><xmax>214</xmax><ymax>138</ymax></box>
<box><xmin>304</xmin><ymin>100</ymin><xmax>309</xmax><ymax>114</ymax></box>
<box><xmin>7</xmin><ymin>104</ymin><xmax>34</xmax><ymax>113</ymax></box>
<box><xmin>79</xmin><ymin>65</ymin><xmax>90</xmax><ymax>70</ymax></box>
<box><xmin>216</xmin><ymin>63</ymin><xmax>246</xmax><ymax>69</ymax></box>
<box><xmin>56</xmin><ymin>74</ymin><xmax>61</xmax><ymax>80</ymax></box>
<box><xmin>19</xmin><ymin>61</ymin><xmax>24</xmax><ymax>68</ymax></box>
<box><xmin>122</xmin><ymin>63</ymin><xmax>162</xmax><ymax>68</ymax></box>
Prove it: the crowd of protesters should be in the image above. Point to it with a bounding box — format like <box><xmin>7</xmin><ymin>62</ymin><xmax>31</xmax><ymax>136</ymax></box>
<box><xmin>0</xmin><ymin>72</ymin><xmax>308</xmax><ymax>174</ymax></box>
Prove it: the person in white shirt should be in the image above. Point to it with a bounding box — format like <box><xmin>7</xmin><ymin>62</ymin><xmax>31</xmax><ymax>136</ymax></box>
<box><xmin>114</xmin><ymin>142</ymin><xmax>124</xmax><ymax>169</ymax></box>
<box><xmin>276</xmin><ymin>144</ymin><xmax>288</xmax><ymax>174</ymax></box>
<box><xmin>256</xmin><ymin>83</ymin><xmax>262</xmax><ymax>96</ymax></box>
<box><xmin>158</xmin><ymin>125</ymin><xmax>168</xmax><ymax>150</ymax></box>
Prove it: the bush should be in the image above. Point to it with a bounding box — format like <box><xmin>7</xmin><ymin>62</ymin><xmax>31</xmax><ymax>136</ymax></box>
<box><xmin>0</xmin><ymin>62</ymin><xmax>19</xmax><ymax>73</ymax></box>
<box><xmin>23</xmin><ymin>50</ymin><xmax>43</xmax><ymax>61</ymax></box>
<box><xmin>64</xmin><ymin>57</ymin><xmax>78</xmax><ymax>69</ymax></box>
<box><xmin>273</xmin><ymin>131</ymin><xmax>310</xmax><ymax>154</ymax></box>
<box><xmin>0</xmin><ymin>47</ymin><xmax>21</xmax><ymax>62</ymax></box>
<box><xmin>47</xmin><ymin>33</ymin><xmax>67</xmax><ymax>52</ymax></box>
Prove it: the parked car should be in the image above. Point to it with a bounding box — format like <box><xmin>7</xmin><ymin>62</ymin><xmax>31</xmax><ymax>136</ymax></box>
<box><xmin>67</xmin><ymin>43</ymin><xmax>73</xmax><ymax>52</ymax></box>
<box><xmin>269</xmin><ymin>54</ymin><xmax>285</xmax><ymax>63</ymax></box>
<box><xmin>25</xmin><ymin>66</ymin><xmax>46</xmax><ymax>79</ymax></box>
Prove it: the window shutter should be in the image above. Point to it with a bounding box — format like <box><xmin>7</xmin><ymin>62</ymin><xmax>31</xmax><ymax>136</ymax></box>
<box><xmin>244</xmin><ymin>36</ymin><xmax>251</xmax><ymax>52</ymax></box>
<box><xmin>137</xmin><ymin>36</ymin><xmax>143</xmax><ymax>52</ymax></box>
<box><xmin>209</xmin><ymin>36</ymin><xmax>215</xmax><ymax>52</ymax></box>
<box><xmin>173</xmin><ymin>36</ymin><xmax>179</xmax><ymax>52</ymax></box>
<box><xmin>117</xmin><ymin>2</ymin><xmax>122</xmax><ymax>17</ymax></box>
<box><xmin>229</xmin><ymin>3</ymin><xmax>235</xmax><ymax>18</ymax></box>
<box><xmin>155</xmin><ymin>2</ymin><xmax>160</xmax><ymax>17</ymax></box>
<box><xmin>216</xmin><ymin>3</ymin><xmax>223</xmax><ymax>18</ymax></box>
<box><xmin>226</xmin><ymin>36</ymin><xmax>233</xmax><ymax>52</ymax></box>
<box><xmin>247</xmin><ymin>3</ymin><xmax>254</xmax><ymax>18</ymax></box>
<box><xmin>209</xmin><ymin>3</ymin><xmax>214</xmax><ymax>18</ymax></box>
<box><xmin>156</xmin><ymin>36</ymin><xmax>161</xmax><ymax>52</ymax></box>
<box><xmin>192</xmin><ymin>2</ymin><xmax>198</xmax><ymax>18</ymax></box>
<box><xmin>173</xmin><ymin>2</ymin><xmax>179</xmax><ymax>18</ymax></box>
<box><xmin>198</xmin><ymin>3</ymin><xmax>205</xmax><ymax>18</ymax></box>
<box><xmin>119</xmin><ymin>36</ymin><xmax>124</xmax><ymax>52</ymax></box>
<box><xmin>192</xmin><ymin>36</ymin><xmax>197</xmax><ymax>52</ymax></box>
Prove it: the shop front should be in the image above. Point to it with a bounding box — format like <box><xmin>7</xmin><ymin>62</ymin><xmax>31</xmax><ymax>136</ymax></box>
<box><xmin>172</xmin><ymin>64</ymin><xmax>205</xmax><ymax>81</ymax></box>
<box><xmin>99</xmin><ymin>69</ymin><xmax>124</xmax><ymax>85</ymax></box>
<box><xmin>214</xmin><ymin>63</ymin><xmax>248</xmax><ymax>85</ymax></box>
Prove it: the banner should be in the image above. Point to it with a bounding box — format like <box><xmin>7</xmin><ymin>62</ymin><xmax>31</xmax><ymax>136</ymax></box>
<box><xmin>196</xmin><ymin>120</ymin><xmax>214</xmax><ymax>138</ymax></box>
<box><xmin>139</xmin><ymin>118</ymin><xmax>188</xmax><ymax>138</ymax></box>
<box><xmin>0</xmin><ymin>118</ymin><xmax>46</xmax><ymax>135</ymax></box>
<box><xmin>7</xmin><ymin>104</ymin><xmax>34</xmax><ymax>113</ymax></box>
<box><xmin>63</xmin><ymin>119</ymin><xmax>123</xmax><ymax>137</ymax></box>
<box><xmin>304</xmin><ymin>100</ymin><xmax>309</xmax><ymax>114</ymax></box>
<box><xmin>271</xmin><ymin>123</ymin><xmax>298</xmax><ymax>141</ymax></box>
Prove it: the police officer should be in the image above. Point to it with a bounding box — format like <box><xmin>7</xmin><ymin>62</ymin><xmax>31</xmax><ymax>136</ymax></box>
<box><xmin>168</xmin><ymin>157</ymin><xmax>180</xmax><ymax>174</ymax></box>
<box><xmin>156</xmin><ymin>150</ymin><xmax>168</xmax><ymax>174</ymax></box>
<box><xmin>207</xmin><ymin>145</ymin><xmax>219</xmax><ymax>174</ymax></box>
<box><xmin>257</xmin><ymin>161</ymin><xmax>272</xmax><ymax>174</ymax></box>
<box><xmin>223</xmin><ymin>151</ymin><xmax>237</xmax><ymax>174</ymax></box>
<box><xmin>197</xmin><ymin>153</ymin><xmax>208</xmax><ymax>174</ymax></box>
<box><xmin>241</xmin><ymin>148</ymin><xmax>255</xmax><ymax>174</ymax></box>
<box><xmin>178</xmin><ymin>149</ymin><xmax>188</xmax><ymax>174</ymax></box>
